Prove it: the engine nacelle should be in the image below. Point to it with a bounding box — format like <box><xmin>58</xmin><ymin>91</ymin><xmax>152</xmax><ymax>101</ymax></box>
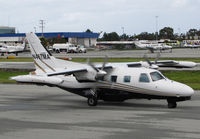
<box><xmin>74</xmin><ymin>69</ymin><xmax>97</xmax><ymax>82</ymax></box>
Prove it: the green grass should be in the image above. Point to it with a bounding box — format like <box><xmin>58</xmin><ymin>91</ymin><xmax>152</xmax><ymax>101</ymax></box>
<box><xmin>0</xmin><ymin>58</ymin><xmax>33</xmax><ymax>62</ymax></box>
<box><xmin>162</xmin><ymin>71</ymin><xmax>200</xmax><ymax>90</ymax></box>
<box><xmin>1</xmin><ymin>70</ymin><xmax>200</xmax><ymax>90</ymax></box>
<box><xmin>0</xmin><ymin>71</ymin><xmax>29</xmax><ymax>83</ymax></box>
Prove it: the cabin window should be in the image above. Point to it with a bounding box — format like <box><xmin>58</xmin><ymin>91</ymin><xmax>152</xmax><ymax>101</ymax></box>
<box><xmin>139</xmin><ymin>73</ymin><xmax>150</xmax><ymax>83</ymax></box>
<box><xmin>150</xmin><ymin>72</ymin><xmax>165</xmax><ymax>81</ymax></box>
<box><xmin>111</xmin><ymin>75</ymin><xmax>117</xmax><ymax>82</ymax></box>
<box><xmin>124</xmin><ymin>76</ymin><xmax>131</xmax><ymax>83</ymax></box>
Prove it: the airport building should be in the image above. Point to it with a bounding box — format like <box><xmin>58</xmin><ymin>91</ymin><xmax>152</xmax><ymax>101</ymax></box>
<box><xmin>0</xmin><ymin>26</ymin><xmax>15</xmax><ymax>34</ymax></box>
<box><xmin>0</xmin><ymin>31</ymin><xmax>100</xmax><ymax>47</ymax></box>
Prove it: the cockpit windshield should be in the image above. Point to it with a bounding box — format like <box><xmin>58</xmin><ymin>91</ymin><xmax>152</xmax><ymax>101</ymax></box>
<box><xmin>150</xmin><ymin>72</ymin><xmax>165</xmax><ymax>81</ymax></box>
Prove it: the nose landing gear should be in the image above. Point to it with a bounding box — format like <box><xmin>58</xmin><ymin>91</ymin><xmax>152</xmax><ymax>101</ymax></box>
<box><xmin>167</xmin><ymin>99</ymin><xmax>177</xmax><ymax>108</ymax></box>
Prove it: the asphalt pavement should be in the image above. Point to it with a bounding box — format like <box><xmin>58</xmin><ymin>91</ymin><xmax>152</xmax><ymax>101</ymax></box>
<box><xmin>1</xmin><ymin>48</ymin><xmax>200</xmax><ymax>58</ymax></box>
<box><xmin>0</xmin><ymin>84</ymin><xmax>200</xmax><ymax>139</ymax></box>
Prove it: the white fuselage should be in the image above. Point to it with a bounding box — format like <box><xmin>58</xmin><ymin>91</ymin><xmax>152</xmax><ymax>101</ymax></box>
<box><xmin>0</xmin><ymin>44</ymin><xmax>25</xmax><ymax>53</ymax></box>
<box><xmin>12</xmin><ymin>67</ymin><xmax>194</xmax><ymax>98</ymax></box>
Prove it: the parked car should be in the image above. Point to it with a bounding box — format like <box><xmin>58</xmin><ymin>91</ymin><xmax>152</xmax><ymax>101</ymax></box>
<box><xmin>78</xmin><ymin>45</ymin><xmax>87</xmax><ymax>53</ymax></box>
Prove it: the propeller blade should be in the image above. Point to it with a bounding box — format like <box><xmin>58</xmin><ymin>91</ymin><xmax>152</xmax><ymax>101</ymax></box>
<box><xmin>143</xmin><ymin>54</ymin><xmax>152</xmax><ymax>66</ymax></box>
<box><xmin>87</xmin><ymin>58</ymin><xmax>99</xmax><ymax>72</ymax></box>
<box><xmin>101</xmin><ymin>55</ymin><xmax>108</xmax><ymax>70</ymax></box>
<box><xmin>155</xmin><ymin>53</ymin><xmax>160</xmax><ymax>64</ymax></box>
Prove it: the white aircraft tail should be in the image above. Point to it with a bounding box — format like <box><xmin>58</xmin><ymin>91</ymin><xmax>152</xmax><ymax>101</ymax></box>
<box><xmin>22</xmin><ymin>42</ymin><xmax>27</xmax><ymax>51</ymax></box>
<box><xmin>26</xmin><ymin>33</ymin><xmax>58</xmax><ymax>73</ymax></box>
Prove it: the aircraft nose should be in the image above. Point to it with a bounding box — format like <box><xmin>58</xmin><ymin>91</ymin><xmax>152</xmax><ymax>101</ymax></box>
<box><xmin>183</xmin><ymin>85</ymin><xmax>194</xmax><ymax>96</ymax></box>
<box><xmin>175</xmin><ymin>82</ymin><xmax>194</xmax><ymax>96</ymax></box>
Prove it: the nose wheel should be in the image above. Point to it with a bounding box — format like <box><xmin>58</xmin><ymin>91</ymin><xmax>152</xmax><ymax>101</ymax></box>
<box><xmin>167</xmin><ymin>99</ymin><xmax>177</xmax><ymax>108</ymax></box>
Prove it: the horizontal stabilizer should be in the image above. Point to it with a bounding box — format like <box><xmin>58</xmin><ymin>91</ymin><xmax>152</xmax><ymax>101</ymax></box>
<box><xmin>10</xmin><ymin>75</ymin><xmax>63</xmax><ymax>85</ymax></box>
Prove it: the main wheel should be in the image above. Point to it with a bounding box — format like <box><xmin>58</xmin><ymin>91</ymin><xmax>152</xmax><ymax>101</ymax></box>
<box><xmin>56</xmin><ymin>50</ymin><xmax>60</xmax><ymax>53</ymax></box>
<box><xmin>87</xmin><ymin>96</ymin><xmax>98</xmax><ymax>106</ymax></box>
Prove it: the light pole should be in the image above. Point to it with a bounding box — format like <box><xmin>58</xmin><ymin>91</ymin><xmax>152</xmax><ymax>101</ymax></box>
<box><xmin>121</xmin><ymin>27</ymin><xmax>124</xmax><ymax>40</ymax></box>
<box><xmin>34</xmin><ymin>27</ymin><xmax>36</xmax><ymax>33</ymax></box>
<box><xmin>155</xmin><ymin>16</ymin><xmax>158</xmax><ymax>40</ymax></box>
<box><xmin>39</xmin><ymin>20</ymin><xmax>45</xmax><ymax>37</ymax></box>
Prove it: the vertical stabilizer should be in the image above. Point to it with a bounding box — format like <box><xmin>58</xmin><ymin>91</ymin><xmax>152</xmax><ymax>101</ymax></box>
<box><xmin>26</xmin><ymin>33</ymin><xmax>57</xmax><ymax>73</ymax></box>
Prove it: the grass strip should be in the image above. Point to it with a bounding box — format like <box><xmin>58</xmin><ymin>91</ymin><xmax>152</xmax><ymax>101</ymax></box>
<box><xmin>0</xmin><ymin>71</ymin><xmax>29</xmax><ymax>84</ymax></box>
<box><xmin>162</xmin><ymin>71</ymin><xmax>200</xmax><ymax>90</ymax></box>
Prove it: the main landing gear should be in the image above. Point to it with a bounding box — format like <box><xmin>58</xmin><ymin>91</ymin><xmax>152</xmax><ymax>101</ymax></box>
<box><xmin>87</xmin><ymin>89</ymin><xmax>98</xmax><ymax>106</ymax></box>
<box><xmin>167</xmin><ymin>99</ymin><xmax>177</xmax><ymax>108</ymax></box>
<box><xmin>87</xmin><ymin>96</ymin><xmax>98</xmax><ymax>106</ymax></box>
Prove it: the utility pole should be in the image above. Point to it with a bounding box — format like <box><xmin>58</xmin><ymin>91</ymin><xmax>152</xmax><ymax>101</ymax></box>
<box><xmin>34</xmin><ymin>27</ymin><xmax>37</xmax><ymax>33</ymax></box>
<box><xmin>39</xmin><ymin>20</ymin><xmax>45</xmax><ymax>37</ymax></box>
<box><xmin>155</xmin><ymin>16</ymin><xmax>158</xmax><ymax>41</ymax></box>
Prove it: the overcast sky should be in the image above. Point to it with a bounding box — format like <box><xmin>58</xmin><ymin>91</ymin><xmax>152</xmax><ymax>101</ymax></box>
<box><xmin>0</xmin><ymin>0</ymin><xmax>200</xmax><ymax>35</ymax></box>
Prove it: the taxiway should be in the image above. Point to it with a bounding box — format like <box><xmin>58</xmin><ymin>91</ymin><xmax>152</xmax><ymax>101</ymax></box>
<box><xmin>0</xmin><ymin>84</ymin><xmax>200</xmax><ymax>139</ymax></box>
<box><xmin>1</xmin><ymin>48</ymin><xmax>200</xmax><ymax>58</ymax></box>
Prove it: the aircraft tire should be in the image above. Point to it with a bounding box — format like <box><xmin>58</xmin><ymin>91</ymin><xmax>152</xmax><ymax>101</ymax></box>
<box><xmin>87</xmin><ymin>96</ymin><xmax>98</xmax><ymax>106</ymax></box>
<box><xmin>56</xmin><ymin>50</ymin><xmax>60</xmax><ymax>53</ymax></box>
<box><xmin>167</xmin><ymin>101</ymin><xmax>177</xmax><ymax>108</ymax></box>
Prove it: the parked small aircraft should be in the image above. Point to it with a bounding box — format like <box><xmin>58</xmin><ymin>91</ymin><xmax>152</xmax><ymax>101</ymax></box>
<box><xmin>10</xmin><ymin>33</ymin><xmax>194</xmax><ymax>108</ymax></box>
<box><xmin>0</xmin><ymin>43</ymin><xmax>27</xmax><ymax>56</ymax></box>
<box><xmin>120</xmin><ymin>53</ymin><xmax>197</xmax><ymax>69</ymax></box>
<box><xmin>135</xmin><ymin>41</ymin><xmax>172</xmax><ymax>53</ymax></box>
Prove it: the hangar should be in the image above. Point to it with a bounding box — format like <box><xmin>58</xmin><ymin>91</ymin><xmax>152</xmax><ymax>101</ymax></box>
<box><xmin>0</xmin><ymin>28</ymin><xmax>100</xmax><ymax>47</ymax></box>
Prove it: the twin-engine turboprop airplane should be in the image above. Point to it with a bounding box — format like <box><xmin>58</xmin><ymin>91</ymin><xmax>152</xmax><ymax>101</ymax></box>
<box><xmin>10</xmin><ymin>33</ymin><xmax>194</xmax><ymax>108</ymax></box>
<box><xmin>135</xmin><ymin>40</ymin><xmax>172</xmax><ymax>53</ymax></box>
<box><xmin>0</xmin><ymin>43</ymin><xmax>27</xmax><ymax>56</ymax></box>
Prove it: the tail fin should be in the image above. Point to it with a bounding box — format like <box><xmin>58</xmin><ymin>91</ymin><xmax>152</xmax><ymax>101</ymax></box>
<box><xmin>26</xmin><ymin>33</ymin><xmax>57</xmax><ymax>73</ymax></box>
<box><xmin>22</xmin><ymin>42</ymin><xmax>27</xmax><ymax>51</ymax></box>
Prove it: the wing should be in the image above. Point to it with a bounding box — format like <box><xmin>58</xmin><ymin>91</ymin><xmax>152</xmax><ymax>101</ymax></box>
<box><xmin>47</xmin><ymin>68</ymin><xmax>88</xmax><ymax>76</ymax></box>
<box><xmin>153</xmin><ymin>60</ymin><xmax>178</xmax><ymax>65</ymax></box>
<box><xmin>153</xmin><ymin>60</ymin><xmax>196</xmax><ymax>68</ymax></box>
<box><xmin>95</xmin><ymin>62</ymin><xmax>142</xmax><ymax>68</ymax></box>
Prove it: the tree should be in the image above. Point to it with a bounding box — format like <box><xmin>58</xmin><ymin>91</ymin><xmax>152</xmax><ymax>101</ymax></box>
<box><xmin>136</xmin><ymin>32</ymin><xmax>155</xmax><ymax>40</ymax></box>
<box><xmin>85</xmin><ymin>29</ymin><xmax>93</xmax><ymax>33</ymax></box>
<box><xmin>100</xmin><ymin>32</ymin><xmax>120</xmax><ymax>41</ymax></box>
<box><xmin>120</xmin><ymin>34</ymin><xmax>130</xmax><ymax>41</ymax></box>
<box><xmin>40</xmin><ymin>37</ymin><xmax>48</xmax><ymax>47</ymax></box>
<box><xmin>159</xmin><ymin>27</ymin><xmax>174</xmax><ymax>40</ymax></box>
<box><xmin>187</xmin><ymin>29</ymin><xmax>198</xmax><ymax>39</ymax></box>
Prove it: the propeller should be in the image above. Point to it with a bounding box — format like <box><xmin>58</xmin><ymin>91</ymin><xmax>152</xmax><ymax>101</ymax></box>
<box><xmin>87</xmin><ymin>56</ymin><xmax>108</xmax><ymax>80</ymax></box>
<box><xmin>143</xmin><ymin>54</ymin><xmax>152</xmax><ymax>66</ymax></box>
<box><xmin>87</xmin><ymin>58</ymin><xmax>99</xmax><ymax>72</ymax></box>
<box><xmin>154</xmin><ymin>52</ymin><xmax>160</xmax><ymax>64</ymax></box>
<box><xmin>143</xmin><ymin>53</ymin><xmax>160</xmax><ymax>69</ymax></box>
<box><xmin>101</xmin><ymin>55</ymin><xmax>108</xmax><ymax>71</ymax></box>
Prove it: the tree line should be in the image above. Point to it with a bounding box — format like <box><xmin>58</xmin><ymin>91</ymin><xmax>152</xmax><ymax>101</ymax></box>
<box><xmin>97</xmin><ymin>27</ymin><xmax>200</xmax><ymax>41</ymax></box>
